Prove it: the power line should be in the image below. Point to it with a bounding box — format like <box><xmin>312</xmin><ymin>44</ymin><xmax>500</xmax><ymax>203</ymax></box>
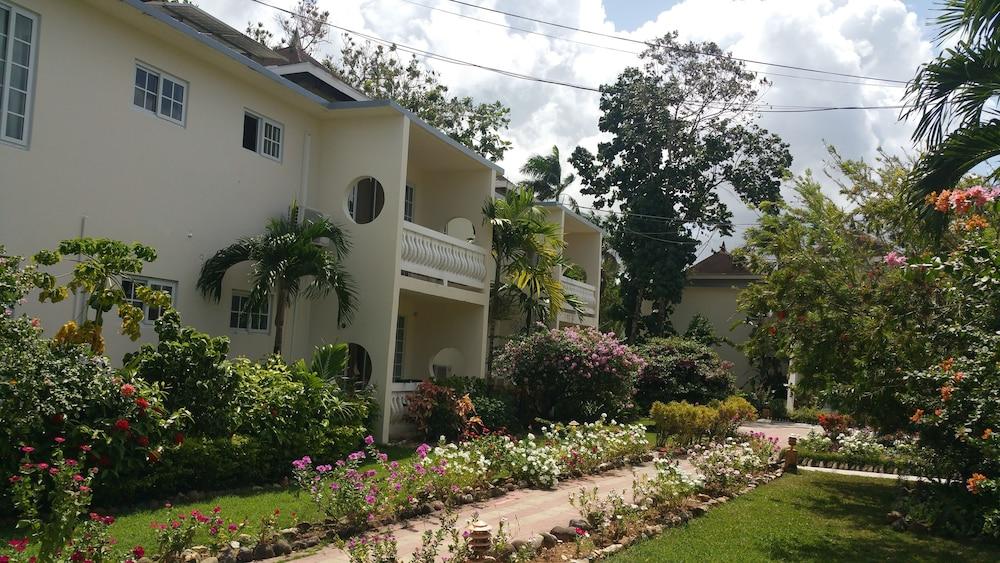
<box><xmin>246</xmin><ymin>0</ymin><xmax>914</xmax><ymax>113</ymax></box>
<box><xmin>445</xmin><ymin>0</ymin><xmax>910</xmax><ymax>85</ymax></box>
<box><xmin>401</xmin><ymin>0</ymin><xmax>905</xmax><ymax>89</ymax></box>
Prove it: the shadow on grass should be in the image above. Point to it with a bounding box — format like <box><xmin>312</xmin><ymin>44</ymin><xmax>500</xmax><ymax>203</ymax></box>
<box><xmin>763</xmin><ymin>475</ymin><xmax>1000</xmax><ymax>563</ymax></box>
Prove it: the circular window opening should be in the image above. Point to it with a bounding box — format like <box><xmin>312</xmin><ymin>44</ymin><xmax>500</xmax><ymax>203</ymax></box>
<box><xmin>341</xmin><ymin>342</ymin><xmax>373</xmax><ymax>392</ymax></box>
<box><xmin>429</xmin><ymin>347</ymin><xmax>465</xmax><ymax>379</ymax></box>
<box><xmin>347</xmin><ymin>177</ymin><xmax>385</xmax><ymax>224</ymax></box>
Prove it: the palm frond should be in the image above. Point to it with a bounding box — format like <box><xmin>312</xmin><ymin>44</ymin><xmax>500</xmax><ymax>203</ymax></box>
<box><xmin>909</xmin><ymin>119</ymin><xmax>1000</xmax><ymax>224</ymax></box>
<box><xmin>196</xmin><ymin>238</ymin><xmax>259</xmax><ymax>302</ymax></box>
<box><xmin>936</xmin><ymin>0</ymin><xmax>1000</xmax><ymax>44</ymax></box>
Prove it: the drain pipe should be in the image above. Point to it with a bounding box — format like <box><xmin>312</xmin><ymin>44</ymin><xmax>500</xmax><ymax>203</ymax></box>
<box><xmin>289</xmin><ymin>133</ymin><xmax>312</xmax><ymax>357</ymax></box>
<box><xmin>72</xmin><ymin>215</ymin><xmax>87</xmax><ymax>322</ymax></box>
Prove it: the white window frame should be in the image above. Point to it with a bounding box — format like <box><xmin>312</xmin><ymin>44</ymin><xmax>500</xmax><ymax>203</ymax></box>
<box><xmin>0</xmin><ymin>2</ymin><xmax>39</xmax><ymax>148</ymax></box>
<box><xmin>121</xmin><ymin>276</ymin><xmax>177</xmax><ymax>325</ymax></box>
<box><xmin>392</xmin><ymin>315</ymin><xmax>406</xmax><ymax>382</ymax></box>
<box><xmin>132</xmin><ymin>61</ymin><xmax>187</xmax><ymax>126</ymax></box>
<box><xmin>403</xmin><ymin>185</ymin><xmax>415</xmax><ymax>222</ymax></box>
<box><xmin>229</xmin><ymin>290</ymin><xmax>271</xmax><ymax>333</ymax></box>
<box><xmin>242</xmin><ymin>109</ymin><xmax>283</xmax><ymax>162</ymax></box>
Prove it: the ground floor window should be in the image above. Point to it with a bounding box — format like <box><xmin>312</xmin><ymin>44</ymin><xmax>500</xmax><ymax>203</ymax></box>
<box><xmin>229</xmin><ymin>291</ymin><xmax>269</xmax><ymax>332</ymax></box>
<box><xmin>121</xmin><ymin>276</ymin><xmax>176</xmax><ymax>323</ymax></box>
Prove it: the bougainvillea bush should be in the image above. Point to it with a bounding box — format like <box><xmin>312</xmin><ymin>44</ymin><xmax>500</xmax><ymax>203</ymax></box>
<box><xmin>494</xmin><ymin>326</ymin><xmax>643</xmax><ymax>423</ymax></box>
<box><xmin>634</xmin><ymin>337</ymin><xmax>735</xmax><ymax>409</ymax></box>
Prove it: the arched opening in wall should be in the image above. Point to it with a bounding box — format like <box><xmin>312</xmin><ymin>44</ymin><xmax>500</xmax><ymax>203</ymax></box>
<box><xmin>342</xmin><ymin>343</ymin><xmax>373</xmax><ymax>393</ymax></box>
<box><xmin>347</xmin><ymin>177</ymin><xmax>385</xmax><ymax>224</ymax></box>
<box><xmin>445</xmin><ymin>217</ymin><xmax>476</xmax><ymax>243</ymax></box>
<box><xmin>563</xmin><ymin>263</ymin><xmax>587</xmax><ymax>283</ymax></box>
<box><xmin>429</xmin><ymin>347</ymin><xmax>465</xmax><ymax>379</ymax></box>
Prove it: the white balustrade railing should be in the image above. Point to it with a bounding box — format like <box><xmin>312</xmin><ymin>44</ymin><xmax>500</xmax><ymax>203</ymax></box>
<box><xmin>561</xmin><ymin>275</ymin><xmax>597</xmax><ymax>317</ymax></box>
<box><xmin>389</xmin><ymin>381</ymin><xmax>420</xmax><ymax>422</ymax></box>
<box><xmin>401</xmin><ymin>222</ymin><xmax>487</xmax><ymax>290</ymax></box>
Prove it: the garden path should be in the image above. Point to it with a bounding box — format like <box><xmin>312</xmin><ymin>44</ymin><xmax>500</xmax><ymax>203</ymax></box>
<box><xmin>289</xmin><ymin>421</ymin><xmax>812</xmax><ymax>562</ymax></box>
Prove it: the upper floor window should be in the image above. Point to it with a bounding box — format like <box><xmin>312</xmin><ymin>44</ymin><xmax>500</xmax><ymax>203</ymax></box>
<box><xmin>0</xmin><ymin>2</ymin><xmax>39</xmax><ymax>146</ymax></box>
<box><xmin>133</xmin><ymin>63</ymin><xmax>187</xmax><ymax>125</ymax></box>
<box><xmin>122</xmin><ymin>276</ymin><xmax>176</xmax><ymax>324</ymax></box>
<box><xmin>403</xmin><ymin>185</ymin><xmax>414</xmax><ymax>222</ymax></box>
<box><xmin>347</xmin><ymin>177</ymin><xmax>385</xmax><ymax>224</ymax></box>
<box><xmin>242</xmin><ymin>111</ymin><xmax>282</xmax><ymax>161</ymax></box>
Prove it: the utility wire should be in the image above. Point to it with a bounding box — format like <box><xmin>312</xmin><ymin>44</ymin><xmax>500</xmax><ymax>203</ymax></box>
<box><xmin>247</xmin><ymin>0</ymin><xmax>916</xmax><ymax>113</ymax></box>
<box><xmin>400</xmin><ymin>0</ymin><xmax>906</xmax><ymax>89</ymax></box>
<box><xmin>445</xmin><ymin>0</ymin><xmax>910</xmax><ymax>84</ymax></box>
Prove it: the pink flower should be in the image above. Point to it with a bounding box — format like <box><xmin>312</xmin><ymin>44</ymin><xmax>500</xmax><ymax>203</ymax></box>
<box><xmin>364</xmin><ymin>435</ymin><xmax>375</xmax><ymax>446</ymax></box>
<box><xmin>883</xmin><ymin>251</ymin><xmax>907</xmax><ymax>267</ymax></box>
<box><xmin>19</xmin><ymin>446</ymin><xmax>34</xmax><ymax>454</ymax></box>
<box><xmin>54</xmin><ymin>437</ymin><xmax>65</xmax><ymax>444</ymax></box>
<box><xmin>120</xmin><ymin>384</ymin><xmax>136</xmax><ymax>397</ymax></box>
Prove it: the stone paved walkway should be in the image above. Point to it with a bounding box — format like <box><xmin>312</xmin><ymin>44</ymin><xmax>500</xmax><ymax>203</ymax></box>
<box><xmin>288</xmin><ymin>421</ymin><xmax>811</xmax><ymax>562</ymax></box>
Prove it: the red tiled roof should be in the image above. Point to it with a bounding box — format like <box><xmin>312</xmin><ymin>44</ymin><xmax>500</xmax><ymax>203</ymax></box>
<box><xmin>687</xmin><ymin>243</ymin><xmax>755</xmax><ymax>276</ymax></box>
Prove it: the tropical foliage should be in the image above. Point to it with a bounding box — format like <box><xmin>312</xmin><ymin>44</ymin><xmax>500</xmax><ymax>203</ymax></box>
<box><xmin>519</xmin><ymin>145</ymin><xmax>575</xmax><ymax>202</ymax></box>
<box><xmin>493</xmin><ymin>326</ymin><xmax>643</xmax><ymax>423</ymax></box>
<box><xmin>571</xmin><ymin>32</ymin><xmax>792</xmax><ymax>339</ymax></box>
<box><xmin>197</xmin><ymin>203</ymin><xmax>357</xmax><ymax>354</ymax></box>
<box><xmin>904</xmin><ymin>0</ymin><xmax>1000</xmax><ymax>227</ymax></box>
<box><xmin>634</xmin><ymin>336</ymin><xmax>735</xmax><ymax>410</ymax></box>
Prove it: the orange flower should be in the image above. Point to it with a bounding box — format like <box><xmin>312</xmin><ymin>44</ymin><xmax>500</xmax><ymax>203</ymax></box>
<box><xmin>925</xmin><ymin>191</ymin><xmax>939</xmax><ymax>206</ymax></box>
<box><xmin>984</xmin><ymin>428</ymin><xmax>993</xmax><ymax>440</ymax></box>
<box><xmin>910</xmin><ymin>409</ymin><xmax>924</xmax><ymax>423</ymax></box>
<box><xmin>953</xmin><ymin>372</ymin><xmax>965</xmax><ymax>382</ymax></box>
<box><xmin>940</xmin><ymin>386</ymin><xmax>953</xmax><ymax>402</ymax></box>
<box><xmin>940</xmin><ymin>357</ymin><xmax>954</xmax><ymax>372</ymax></box>
<box><xmin>967</xmin><ymin>473</ymin><xmax>987</xmax><ymax>494</ymax></box>
<box><xmin>965</xmin><ymin>214</ymin><xmax>989</xmax><ymax>230</ymax></box>
<box><xmin>934</xmin><ymin>409</ymin><xmax>943</xmax><ymax>416</ymax></box>
<box><xmin>935</xmin><ymin>190</ymin><xmax>952</xmax><ymax>212</ymax></box>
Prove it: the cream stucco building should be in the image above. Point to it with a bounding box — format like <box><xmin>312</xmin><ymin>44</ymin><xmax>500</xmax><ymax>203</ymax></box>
<box><xmin>670</xmin><ymin>244</ymin><xmax>760</xmax><ymax>387</ymax></box>
<box><xmin>0</xmin><ymin>0</ymin><xmax>599</xmax><ymax>441</ymax></box>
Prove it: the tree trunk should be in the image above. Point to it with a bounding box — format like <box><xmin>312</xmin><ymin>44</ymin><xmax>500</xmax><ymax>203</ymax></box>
<box><xmin>626</xmin><ymin>287</ymin><xmax>643</xmax><ymax>341</ymax></box>
<box><xmin>485</xmin><ymin>263</ymin><xmax>503</xmax><ymax>384</ymax></box>
<box><xmin>272</xmin><ymin>287</ymin><xmax>287</xmax><ymax>356</ymax></box>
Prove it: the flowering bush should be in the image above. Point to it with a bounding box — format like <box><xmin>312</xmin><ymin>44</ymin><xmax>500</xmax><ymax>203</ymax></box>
<box><xmin>797</xmin><ymin>430</ymin><xmax>834</xmax><ymax>452</ymax></box>
<box><xmin>632</xmin><ymin>458</ymin><xmax>701</xmax><ymax>512</ymax></box>
<box><xmin>689</xmin><ymin>437</ymin><xmax>775</xmax><ymax>496</ymax></box>
<box><xmin>405</xmin><ymin>381</ymin><xmax>481</xmax><ymax>440</ymax></box>
<box><xmin>494</xmin><ymin>327</ymin><xmax>643</xmax><ymax>422</ymax></box>
<box><xmin>634</xmin><ymin>337</ymin><xmax>735</xmax><ymax>409</ymax></box>
<box><xmin>817</xmin><ymin>413</ymin><xmax>852</xmax><ymax>436</ymax></box>
<box><xmin>837</xmin><ymin>428</ymin><xmax>887</xmax><ymax>458</ymax></box>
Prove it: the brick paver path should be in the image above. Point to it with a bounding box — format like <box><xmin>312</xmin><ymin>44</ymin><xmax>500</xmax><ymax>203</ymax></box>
<box><xmin>290</xmin><ymin>421</ymin><xmax>811</xmax><ymax>562</ymax></box>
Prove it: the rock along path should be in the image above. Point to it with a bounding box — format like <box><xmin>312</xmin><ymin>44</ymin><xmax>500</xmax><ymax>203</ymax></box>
<box><xmin>287</xmin><ymin>421</ymin><xmax>811</xmax><ymax>562</ymax></box>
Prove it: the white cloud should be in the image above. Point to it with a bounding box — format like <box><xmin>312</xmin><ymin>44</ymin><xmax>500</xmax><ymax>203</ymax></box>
<box><xmin>200</xmin><ymin>0</ymin><xmax>933</xmax><ymax>250</ymax></box>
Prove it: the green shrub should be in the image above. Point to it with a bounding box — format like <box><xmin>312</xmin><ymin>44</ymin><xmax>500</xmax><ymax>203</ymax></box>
<box><xmin>634</xmin><ymin>337</ymin><xmax>735</xmax><ymax>410</ymax></box>
<box><xmin>712</xmin><ymin>395</ymin><xmax>758</xmax><ymax>436</ymax></box>
<box><xmin>123</xmin><ymin>309</ymin><xmax>236</xmax><ymax>437</ymax></box>
<box><xmin>649</xmin><ymin>401</ymin><xmax>717</xmax><ymax>446</ymax></box>
<box><xmin>433</xmin><ymin>376</ymin><xmax>520</xmax><ymax>432</ymax></box>
<box><xmin>494</xmin><ymin>326</ymin><xmax>643</xmax><ymax>423</ymax></box>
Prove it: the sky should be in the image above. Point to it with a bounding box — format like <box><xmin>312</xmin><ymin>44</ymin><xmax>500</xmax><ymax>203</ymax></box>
<box><xmin>198</xmin><ymin>0</ymin><xmax>944</xmax><ymax>253</ymax></box>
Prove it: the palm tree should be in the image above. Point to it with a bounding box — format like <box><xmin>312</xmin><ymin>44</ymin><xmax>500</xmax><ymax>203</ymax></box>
<box><xmin>520</xmin><ymin>145</ymin><xmax>576</xmax><ymax>202</ymax></box>
<box><xmin>483</xmin><ymin>187</ymin><xmax>575</xmax><ymax>377</ymax></box>
<box><xmin>197</xmin><ymin>203</ymin><xmax>357</xmax><ymax>355</ymax></box>
<box><xmin>904</xmin><ymin>0</ymin><xmax>1000</xmax><ymax>228</ymax></box>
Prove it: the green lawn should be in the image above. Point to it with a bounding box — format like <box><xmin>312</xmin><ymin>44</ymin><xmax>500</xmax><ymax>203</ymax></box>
<box><xmin>2</xmin><ymin>444</ymin><xmax>416</xmax><ymax>551</ymax></box>
<box><xmin>609</xmin><ymin>471</ymin><xmax>1000</xmax><ymax>563</ymax></box>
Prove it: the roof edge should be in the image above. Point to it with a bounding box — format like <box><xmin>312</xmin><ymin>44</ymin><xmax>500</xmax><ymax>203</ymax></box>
<box><xmin>326</xmin><ymin>100</ymin><xmax>504</xmax><ymax>174</ymax></box>
<box><xmin>539</xmin><ymin>201</ymin><xmax>605</xmax><ymax>234</ymax></box>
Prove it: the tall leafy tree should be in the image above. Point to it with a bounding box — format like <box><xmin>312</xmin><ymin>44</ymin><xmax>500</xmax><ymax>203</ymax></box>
<box><xmin>326</xmin><ymin>36</ymin><xmax>512</xmax><ymax>162</ymax></box>
<box><xmin>520</xmin><ymin>145</ymin><xmax>575</xmax><ymax>201</ymax></box>
<box><xmin>197</xmin><ymin>204</ymin><xmax>357</xmax><ymax>355</ymax></box>
<box><xmin>904</xmin><ymin>0</ymin><xmax>1000</xmax><ymax>229</ymax></box>
<box><xmin>483</xmin><ymin>187</ymin><xmax>572</xmax><ymax>377</ymax></box>
<box><xmin>570</xmin><ymin>32</ymin><xmax>792</xmax><ymax>340</ymax></box>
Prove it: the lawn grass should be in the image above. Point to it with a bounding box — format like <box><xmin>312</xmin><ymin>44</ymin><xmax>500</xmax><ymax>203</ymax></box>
<box><xmin>608</xmin><ymin>471</ymin><xmax>1000</xmax><ymax>563</ymax></box>
<box><xmin>2</xmin><ymin>444</ymin><xmax>416</xmax><ymax>551</ymax></box>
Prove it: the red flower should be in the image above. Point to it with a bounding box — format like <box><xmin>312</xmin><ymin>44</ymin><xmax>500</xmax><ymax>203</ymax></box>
<box><xmin>136</xmin><ymin>436</ymin><xmax>150</xmax><ymax>447</ymax></box>
<box><xmin>8</xmin><ymin>538</ymin><xmax>29</xmax><ymax>552</ymax></box>
<box><xmin>8</xmin><ymin>476</ymin><xmax>20</xmax><ymax>483</ymax></box>
<box><xmin>767</xmin><ymin>325</ymin><xmax>777</xmax><ymax>336</ymax></box>
<box><xmin>20</xmin><ymin>446</ymin><xmax>34</xmax><ymax>454</ymax></box>
<box><xmin>102</xmin><ymin>515</ymin><xmax>115</xmax><ymax>525</ymax></box>
<box><xmin>132</xmin><ymin>546</ymin><xmax>145</xmax><ymax>559</ymax></box>
<box><xmin>114</xmin><ymin>419</ymin><xmax>130</xmax><ymax>432</ymax></box>
<box><xmin>575</xmin><ymin>527</ymin><xmax>586</xmax><ymax>536</ymax></box>
<box><xmin>120</xmin><ymin>383</ymin><xmax>136</xmax><ymax>397</ymax></box>
<box><xmin>80</xmin><ymin>444</ymin><xmax>92</xmax><ymax>452</ymax></box>
<box><xmin>173</xmin><ymin>432</ymin><xmax>185</xmax><ymax>445</ymax></box>
<box><xmin>135</xmin><ymin>397</ymin><xmax>150</xmax><ymax>411</ymax></box>
<box><xmin>51</xmin><ymin>413</ymin><xmax>65</xmax><ymax>424</ymax></box>
<box><xmin>79</xmin><ymin>486</ymin><xmax>90</xmax><ymax>493</ymax></box>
